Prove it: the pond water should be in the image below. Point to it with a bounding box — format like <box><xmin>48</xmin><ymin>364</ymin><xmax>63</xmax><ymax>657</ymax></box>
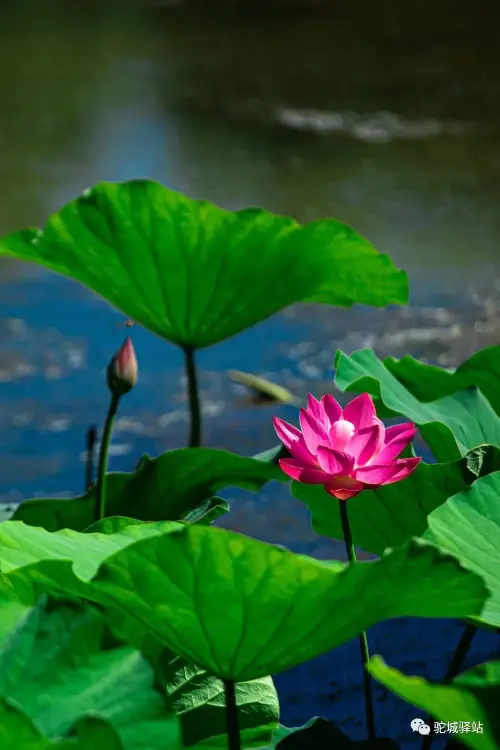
<box><xmin>0</xmin><ymin>0</ymin><xmax>499</xmax><ymax>743</ymax></box>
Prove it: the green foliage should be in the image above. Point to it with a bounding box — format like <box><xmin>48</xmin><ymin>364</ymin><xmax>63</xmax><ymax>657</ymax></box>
<box><xmin>291</xmin><ymin>445</ymin><xmax>500</xmax><ymax>555</ymax></box>
<box><xmin>0</xmin><ymin>180</ymin><xmax>408</xmax><ymax>348</ymax></box>
<box><xmin>0</xmin><ymin>522</ymin><xmax>488</xmax><ymax>681</ymax></box>
<box><xmin>383</xmin><ymin>345</ymin><xmax>500</xmax><ymax>415</ymax></box>
<box><xmin>424</xmin><ymin>471</ymin><xmax>500</xmax><ymax>628</ymax></box>
<box><xmin>334</xmin><ymin>348</ymin><xmax>500</xmax><ymax>461</ymax></box>
<box><xmin>159</xmin><ymin>655</ymin><xmax>279</xmax><ymax>747</ymax></box>
<box><xmin>370</xmin><ymin>657</ymin><xmax>500</xmax><ymax>750</ymax></box>
<box><xmin>83</xmin><ymin>518</ymin><xmax>281</xmax><ymax>748</ymax></box>
<box><xmin>0</xmin><ymin>591</ymin><xmax>33</xmax><ymax>645</ymax></box>
<box><xmin>2</xmin><ymin>178</ymin><xmax>500</xmax><ymax>748</ymax></box>
<box><xmin>10</xmin><ymin>448</ymin><xmax>284</xmax><ymax>531</ymax></box>
<box><xmin>0</xmin><ymin>700</ymin><xmax>131</xmax><ymax>750</ymax></box>
<box><xmin>0</xmin><ymin>699</ymin><xmax>74</xmax><ymax>749</ymax></box>
<box><xmin>0</xmin><ymin>597</ymin><xmax>181</xmax><ymax>749</ymax></box>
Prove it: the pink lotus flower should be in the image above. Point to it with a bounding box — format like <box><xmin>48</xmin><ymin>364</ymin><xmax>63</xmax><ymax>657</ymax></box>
<box><xmin>273</xmin><ymin>393</ymin><xmax>421</xmax><ymax>500</ymax></box>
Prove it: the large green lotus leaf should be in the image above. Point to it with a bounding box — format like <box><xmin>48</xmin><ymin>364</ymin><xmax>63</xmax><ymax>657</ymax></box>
<box><xmin>0</xmin><ymin>180</ymin><xmax>408</xmax><ymax>348</ymax></box>
<box><xmin>291</xmin><ymin>445</ymin><xmax>500</xmax><ymax>555</ymax></box>
<box><xmin>384</xmin><ymin>345</ymin><xmax>500</xmax><ymax>416</ymax></box>
<box><xmin>75</xmin><ymin>519</ymin><xmax>279</xmax><ymax>750</ymax></box>
<box><xmin>422</xmin><ymin>471</ymin><xmax>500</xmax><ymax>628</ymax></box>
<box><xmin>0</xmin><ymin>519</ymin><xmax>178</xmax><ymax>579</ymax></box>
<box><xmin>0</xmin><ymin>517</ymin><xmax>178</xmax><ymax>665</ymax></box>
<box><xmin>369</xmin><ymin>656</ymin><xmax>500</xmax><ymax>750</ymax></box>
<box><xmin>0</xmin><ymin>597</ymin><xmax>181</xmax><ymax>749</ymax></box>
<box><xmin>106</xmin><ymin>607</ymin><xmax>279</xmax><ymax>749</ymax></box>
<box><xmin>0</xmin><ymin>522</ymin><xmax>487</xmax><ymax>682</ymax></box>
<box><xmin>160</xmin><ymin>653</ymin><xmax>279</xmax><ymax>747</ymax></box>
<box><xmin>10</xmin><ymin>448</ymin><xmax>284</xmax><ymax>532</ymax></box>
<box><xmin>334</xmin><ymin>349</ymin><xmax>500</xmax><ymax>461</ymax></box>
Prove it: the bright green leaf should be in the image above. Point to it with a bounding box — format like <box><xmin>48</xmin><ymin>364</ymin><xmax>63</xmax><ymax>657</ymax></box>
<box><xmin>101</xmin><ymin>599</ymin><xmax>279</xmax><ymax>748</ymax></box>
<box><xmin>334</xmin><ymin>349</ymin><xmax>500</xmax><ymax>461</ymax></box>
<box><xmin>0</xmin><ymin>181</ymin><xmax>408</xmax><ymax>348</ymax></box>
<box><xmin>159</xmin><ymin>652</ymin><xmax>279</xmax><ymax>747</ymax></box>
<box><xmin>291</xmin><ymin>445</ymin><xmax>500</xmax><ymax>555</ymax></box>
<box><xmin>0</xmin><ymin>597</ymin><xmax>181</xmax><ymax>749</ymax></box>
<box><xmin>11</xmin><ymin>447</ymin><xmax>284</xmax><ymax>532</ymax></box>
<box><xmin>0</xmin><ymin>518</ymin><xmax>179</xmax><ymax>580</ymax></box>
<box><xmin>369</xmin><ymin>656</ymin><xmax>500</xmax><ymax>750</ymax></box>
<box><xmin>423</xmin><ymin>471</ymin><xmax>500</xmax><ymax>628</ymax></box>
<box><xmin>0</xmin><ymin>523</ymin><xmax>488</xmax><ymax>682</ymax></box>
<box><xmin>384</xmin><ymin>345</ymin><xmax>500</xmax><ymax>416</ymax></box>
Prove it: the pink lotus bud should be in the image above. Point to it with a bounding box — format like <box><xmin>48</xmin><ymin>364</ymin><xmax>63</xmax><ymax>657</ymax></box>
<box><xmin>107</xmin><ymin>337</ymin><xmax>138</xmax><ymax>396</ymax></box>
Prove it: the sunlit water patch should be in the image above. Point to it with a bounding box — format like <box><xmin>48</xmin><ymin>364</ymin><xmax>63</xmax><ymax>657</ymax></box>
<box><xmin>273</xmin><ymin>108</ymin><xmax>476</xmax><ymax>142</ymax></box>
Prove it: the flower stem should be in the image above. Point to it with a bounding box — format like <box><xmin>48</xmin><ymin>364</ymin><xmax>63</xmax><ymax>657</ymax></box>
<box><xmin>421</xmin><ymin>622</ymin><xmax>477</xmax><ymax>750</ymax></box>
<box><xmin>338</xmin><ymin>499</ymin><xmax>376</xmax><ymax>742</ymax></box>
<box><xmin>183</xmin><ymin>346</ymin><xmax>202</xmax><ymax>447</ymax></box>
<box><xmin>85</xmin><ymin>425</ymin><xmax>97</xmax><ymax>492</ymax></box>
<box><xmin>95</xmin><ymin>393</ymin><xmax>120</xmax><ymax>522</ymax></box>
<box><xmin>223</xmin><ymin>679</ymin><xmax>241</xmax><ymax>750</ymax></box>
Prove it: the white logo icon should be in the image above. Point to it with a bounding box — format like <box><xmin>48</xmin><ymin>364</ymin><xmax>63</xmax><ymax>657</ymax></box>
<box><xmin>411</xmin><ymin>718</ymin><xmax>431</xmax><ymax>735</ymax></box>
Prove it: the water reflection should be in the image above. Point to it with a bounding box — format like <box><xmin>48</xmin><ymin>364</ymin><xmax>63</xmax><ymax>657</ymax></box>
<box><xmin>0</xmin><ymin>0</ymin><xmax>499</xmax><ymax>507</ymax></box>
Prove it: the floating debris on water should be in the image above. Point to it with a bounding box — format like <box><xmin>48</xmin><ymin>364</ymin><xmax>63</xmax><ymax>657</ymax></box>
<box><xmin>228</xmin><ymin>369</ymin><xmax>300</xmax><ymax>405</ymax></box>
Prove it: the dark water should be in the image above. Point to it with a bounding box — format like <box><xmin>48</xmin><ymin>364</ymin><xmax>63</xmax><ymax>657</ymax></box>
<box><xmin>1</xmin><ymin>1</ymin><xmax>499</xmax><ymax>743</ymax></box>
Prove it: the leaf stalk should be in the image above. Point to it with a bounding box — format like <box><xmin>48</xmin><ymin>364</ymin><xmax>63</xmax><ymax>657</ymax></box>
<box><xmin>223</xmin><ymin>679</ymin><xmax>241</xmax><ymax>750</ymax></box>
<box><xmin>95</xmin><ymin>393</ymin><xmax>120</xmax><ymax>522</ymax></box>
<box><xmin>339</xmin><ymin>499</ymin><xmax>376</xmax><ymax>743</ymax></box>
<box><xmin>184</xmin><ymin>346</ymin><xmax>202</xmax><ymax>447</ymax></box>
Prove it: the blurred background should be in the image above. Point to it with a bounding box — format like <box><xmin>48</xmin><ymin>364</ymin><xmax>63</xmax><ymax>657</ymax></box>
<box><xmin>1</xmin><ymin>0</ymin><xmax>499</xmax><ymax>742</ymax></box>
